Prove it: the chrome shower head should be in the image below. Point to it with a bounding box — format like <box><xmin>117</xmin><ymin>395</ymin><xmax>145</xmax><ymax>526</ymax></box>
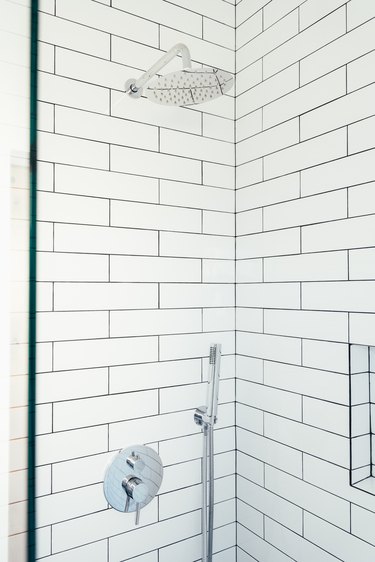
<box><xmin>145</xmin><ymin>67</ymin><xmax>234</xmax><ymax>107</ymax></box>
<box><xmin>125</xmin><ymin>43</ymin><xmax>234</xmax><ymax>108</ymax></box>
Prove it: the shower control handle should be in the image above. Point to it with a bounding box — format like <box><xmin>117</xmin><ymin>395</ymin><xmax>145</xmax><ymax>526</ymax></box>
<box><xmin>122</xmin><ymin>476</ymin><xmax>148</xmax><ymax>525</ymax></box>
<box><xmin>126</xmin><ymin>452</ymin><xmax>145</xmax><ymax>473</ymax></box>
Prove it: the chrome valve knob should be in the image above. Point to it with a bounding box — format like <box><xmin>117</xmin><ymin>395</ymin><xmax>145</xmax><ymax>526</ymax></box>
<box><xmin>126</xmin><ymin>453</ymin><xmax>145</xmax><ymax>473</ymax></box>
<box><xmin>122</xmin><ymin>476</ymin><xmax>149</xmax><ymax>525</ymax></box>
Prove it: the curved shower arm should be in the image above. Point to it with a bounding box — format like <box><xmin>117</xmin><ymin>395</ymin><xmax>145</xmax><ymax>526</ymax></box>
<box><xmin>126</xmin><ymin>43</ymin><xmax>192</xmax><ymax>96</ymax></box>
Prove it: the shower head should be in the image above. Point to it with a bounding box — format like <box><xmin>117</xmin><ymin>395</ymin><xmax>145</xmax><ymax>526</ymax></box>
<box><xmin>125</xmin><ymin>43</ymin><xmax>234</xmax><ymax>107</ymax></box>
<box><xmin>145</xmin><ymin>67</ymin><xmax>233</xmax><ymax>106</ymax></box>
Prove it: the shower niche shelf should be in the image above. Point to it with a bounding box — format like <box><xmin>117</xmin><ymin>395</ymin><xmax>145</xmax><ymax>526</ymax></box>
<box><xmin>350</xmin><ymin>344</ymin><xmax>375</xmax><ymax>494</ymax></box>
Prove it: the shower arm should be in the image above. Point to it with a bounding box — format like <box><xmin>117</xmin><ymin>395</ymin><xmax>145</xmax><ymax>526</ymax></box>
<box><xmin>125</xmin><ymin>43</ymin><xmax>192</xmax><ymax>98</ymax></box>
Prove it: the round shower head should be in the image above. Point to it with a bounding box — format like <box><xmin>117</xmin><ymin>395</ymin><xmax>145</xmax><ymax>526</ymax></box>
<box><xmin>145</xmin><ymin>67</ymin><xmax>234</xmax><ymax>107</ymax></box>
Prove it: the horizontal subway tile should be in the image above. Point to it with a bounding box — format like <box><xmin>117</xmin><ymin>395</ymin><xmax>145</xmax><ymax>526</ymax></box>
<box><xmin>54</xmin><ymin>282</ymin><xmax>158</xmax><ymax>311</ymax></box>
<box><xmin>37</xmin><ymin>425</ymin><xmax>108</xmax><ymax>465</ymax></box>
<box><xmin>238</xmin><ymin>524</ymin><xmax>292</xmax><ymax>562</ymax></box>
<box><xmin>264</xmin><ymin>7</ymin><xmax>346</xmax><ymax>78</ymax></box>
<box><xmin>110</xmin><ymin>145</ymin><xmax>201</xmax><ymax>183</ymax></box>
<box><xmin>237</xmin><ymin>331</ymin><xmax>301</xmax><ymax>365</ymax></box>
<box><xmin>36</xmin><ymin>311</ymin><xmax>108</xmax><ymax>342</ymax></box>
<box><xmin>203</xmin><ymin>259</ymin><xmax>235</xmax><ymax>283</ymax></box>
<box><xmin>37</xmin><ymin>191</ymin><xmax>109</xmax><ymax>226</ymax></box>
<box><xmin>160</xmin><ymin>283</ymin><xmax>234</xmax><ymax>308</ymax></box>
<box><xmin>236</xmin><ymin>208</ymin><xmax>262</xmax><ymax>236</ymax></box>
<box><xmin>237</xmin><ymin>379</ymin><xmax>302</xmax><ymax>421</ymax></box>
<box><xmin>37</xmin><ymin>252</ymin><xmax>109</xmax><ymax>282</ymax></box>
<box><xmin>349</xmin><ymin>182</ymin><xmax>375</xmax><ymax>218</ymax></box>
<box><xmin>237</xmin><ymin>228</ymin><xmax>300</xmax><ymax>259</ymax></box>
<box><xmin>237</xmin><ymin>173</ymin><xmax>300</xmax><ymax>211</ymax></box>
<box><xmin>54</xmin><ymin>223</ymin><xmax>158</xmax><ymax>255</ymax></box>
<box><xmin>350</xmin><ymin>248</ymin><xmax>375</xmax><ymax>280</ymax></box>
<box><xmin>39</xmin><ymin>132</ymin><xmax>109</xmax><ymax>169</ymax></box>
<box><xmin>203</xmin><ymin>162</ymin><xmax>235</xmax><ymax>189</ymax></box>
<box><xmin>302</xmin><ymin>339</ymin><xmax>349</xmax><ymax>373</ymax></box>
<box><xmin>203</xmin><ymin>17</ymin><xmax>235</xmax><ymax>50</ymax></box>
<box><xmin>299</xmin><ymin>0</ymin><xmax>347</xmax><ymax>30</ymax></box>
<box><xmin>237</xmin><ymin>159</ymin><xmax>263</xmax><ymax>189</ymax></box>
<box><xmin>303</xmin><ymin>281</ymin><xmax>375</xmax><ymax>312</ymax></box>
<box><xmin>236</xmin><ymin>60</ymin><xmax>263</xmax><ymax>97</ymax></box>
<box><xmin>37</xmin><ymin>368</ymin><xmax>108</xmax><ymax>403</ymax></box>
<box><xmin>110</xmin><ymin>255</ymin><xmax>201</xmax><ymax>282</ymax></box>
<box><xmin>203</xmin><ymin>210</ymin><xmax>235</xmax><ymax>236</ymax></box>
<box><xmin>110</xmin><ymin>309</ymin><xmax>201</xmax><ymax>337</ymax></box>
<box><xmin>236</xmin><ymin>11</ymin><xmax>262</xmax><ymax>49</ymax></box>
<box><xmin>350</xmin><ymin>313</ymin><xmax>375</xmax><ymax>347</ymax></box>
<box><xmin>264</xmin><ymin>251</ymin><xmax>348</xmax><ymax>282</ymax></box>
<box><xmin>347</xmin><ymin>0</ymin><xmax>375</xmax><ymax>30</ymax></box>
<box><xmin>302</xmin><ymin>215</ymin><xmax>375</xmax><ymax>253</ymax></box>
<box><xmin>348</xmin><ymin>50</ymin><xmax>375</xmax><ymax>92</ymax></box>
<box><xmin>54</xmin><ymin>336</ymin><xmax>158</xmax><ymax>370</ymax></box>
<box><xmin>264</xmin><ymin>128</ymin><xmax>347</xmax><ymax>179</ymax></box>
<box><xmin>160</xmin><ymin>129</ymin><xmax>234</xmax><ymax>166</ymax></box>
<box><xmin>160</xmin><ymin>231</ymin><xmax>234</xmax><ymax>259</ymax></box>
<box><xmin>159</xmin><ymin>331</ymin><xmax>235</xmax><ymax>361</ymax></box>
<box><xmin>264</xmin><ymin>361</ymin><xmax>349</xmax><ymax>404</ymax></box>
<box><xmin>236</xmin><ymin>109</ymin><xmax>262</xmax><ymax>143</ymax></box>
<box><xmin>349</xmin><ymin>114</ymin><xmax>375</xmax><ymax>154</ymax></box>
<box><xmin>264</xmin><ymin>309</ymin><xmax>348</xmax><ymax>342</ymax></box>
<box><xmin>237</xmin><ymin>282</ymin><xmax>300</xmax><ymax>309</ymax></box>
<box><xmin>236</xmin><ymin>259</ymin><xmax>263</xmax><ymax>283</ymax></box>
<box><xmin>54</xmin><ymin>390</ymin><xmax>158</xmax><ymax>431</ymax></box>
<box><xmin>203</xmin><ymin>307</ymin><xmax>236</xmax><ymax>332</ymax></box>
<box><xmin>160</xmin><ymin>181</ymin><xmax>235</xmax><ymax>212</ymax></box>
<box><xmin>303</xmin><ymin>396</ymin><xmax>349</xmax><ymax>436</ymax></box>
<box><xmin>110</xmin><ymin>200</ymin><xmax>201</xmax><ymax>233</ymax></box>
<box><xmin>264</xmin><ymin>0</ymin><xmax>306</xmax><ymax>28</ymax></box>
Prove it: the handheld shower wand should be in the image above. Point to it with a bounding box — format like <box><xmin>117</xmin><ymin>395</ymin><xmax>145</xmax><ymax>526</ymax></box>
<box><xmin>194</xmin><ymin>344</ymin><xmax>222</xmax><ymax>562</ymax></box>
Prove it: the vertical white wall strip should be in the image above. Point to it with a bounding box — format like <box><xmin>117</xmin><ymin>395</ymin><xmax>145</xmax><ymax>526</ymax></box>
<box><xmin>35</xmin><ymin>1</ymin><xmax>236</xmax><ymax>560</ymax></box>
<box><xmin>235</xmin><ymin>0</ymin><xmax>375</xmax><ymax>560</ymax></box>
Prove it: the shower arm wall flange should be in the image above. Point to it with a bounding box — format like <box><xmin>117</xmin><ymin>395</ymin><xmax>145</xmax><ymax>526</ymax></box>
<box><xmin>125</xmin><ymin>43</ymin><xmax>192</xmax><ymax>98</ymax></box>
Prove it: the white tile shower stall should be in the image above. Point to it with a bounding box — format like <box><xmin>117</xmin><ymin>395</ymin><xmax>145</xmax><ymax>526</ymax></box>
<box><xmin>34</xmin><ymin>0</ymin><xmax>375</xmax><ymax>561</ymax></box>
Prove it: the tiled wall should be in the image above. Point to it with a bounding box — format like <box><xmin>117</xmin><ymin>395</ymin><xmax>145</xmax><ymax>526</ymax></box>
<box><xmin>35</xmin><ymin>1</ymin><xmax>236</xmax><ymax>560</ymax></box>
<box><xmin>235</xmin><ymin>0</ymin><xmax>375</xmax><ymax>561</ymax></box>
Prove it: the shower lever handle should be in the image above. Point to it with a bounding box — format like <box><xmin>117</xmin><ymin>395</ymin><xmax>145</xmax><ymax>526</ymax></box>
<box><xmin>122</xmin><ymin>475</ymin><xmax>149</xmax><ymax>525</ymax></box>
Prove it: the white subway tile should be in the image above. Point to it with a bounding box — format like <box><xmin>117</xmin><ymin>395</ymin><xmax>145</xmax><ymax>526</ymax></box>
<box><xmin>265</xmin><ymin>518</ymin><xmax>339</xmax><ymax>562</ymax></box>
<box><xmin>38</xmin><ymin>101</ymin><xmax>54</xmax><ymax>132</ymax></box>
<box><xmin>301</xmin><ymin>82</ymin><xmax>375</xmax><ymax>141</ymax></box>
<box><xmin>237</xmin><ymin>159</ymin><xmax>263</xmax><ymax>189</ymax></box>
<box><xmin>349</xmin><ymin>182</ymin><xmax>375</xmax><ymax>218</ymax></box>
<box><xmin>36</xmin><ymin>311</ymin><xmax>108</xmax><ymax>342</ymax></box>
<box><xmin>37</xmin><ymin>368</ymin><xmax>108</xmax><ymax>404</ymax></box>
<box><xmin>54</xmin><ymin>223</ymin><xmax>158</xmax><ymax>255</ymax></box>
<box><xmin>160</xmin><ymin>283</ymin><xmax>234</xmax><ymax>308</ymax></box>
<box><xmin>110</xmin><ymin>309</ymin><xmax>201</xmax><ymax>337</ymax></box>
<box><xmin>203</xmin><ymin>307</ymin><xmax>236</xmax><ymax>332</ymax></box>
<box><xmin>302</xmin><ymin>215</ymin><xmax>375</xmax><ymax>253</ymax></box>
<box><xmin>264</xmin><ymin>0</ymin><xmax>305</xmax><ymax>28</ymax></box>
<box><xmin>111</xmin><ymin>145</ymin><xmax>201</xmax><ymax>183</ymax></box>
<box><xmin>347</xmin><ymin>0</ymin><xmax>375</xmax><ymax>30</ymax></box>
<box><xmin>36</xmin><ymin>483</ymin><xmax>106</xmax><ymax>527</ymax></box>
<box><xmin>160</xmin><ymin>181</ymin><xmax>234</xmax><ymax>212</ymax></box>
<box><xmin>110</xmin><ymin>359</ymin><xmax>201</xmax><ymax>394</ymax></box>
<box><xmin>264</xmin><ymin>8</ymin><xmax>346</xmax><ymax>79</ymax></box>
<box><xmin>54</xmin><ymin>336</ymin><xmax>158</xmax><ymax>370</ymax></box>
<box><xmin>236</xmin><ymin>60</ymin><xmax>263</xmax><ymax>97</ymax></box>
<box><xmin>111</xmin><ymin>200</ymin><xmax>201</xmax><ymax>233</ymax></box>
<box><xmin>236</xmin><ymin>208</ymin><xmax>262</xmax><ymax>236</ymax></box>
<box><xmin>303</xmin><ymin>280</ymin><xmax>375</xmax><ymax>312</ymax></box>
<box><xmin>54</xmin><ymin>390</ymin><xmax>158</xmax><ymax>431</ymax></box>
<box><xmin>38</xmin><ymin>41</ymin><xmax>54</xmax><ymax>73</ymax></box>
<box><xmin>237</xmin><ymin>476</ymin><xmax>303</xmax><ymax>533</ymax></box>
<box><xmin>264</xmin><ymin>128</ymin><xmax>347</xmax><ymax>180</ymax></box>
<box><xmin>264</xmin><ymin>309</ymin><xmax>349</xmax><ymax>342</ymax></box>
<box><xmin>203</xmin><ymin>162</ymin><xmax>235</xmax><ymax>189</ymax></box>
<box><xmin>56</xmin><ymin>0</ymin><xmax>159</xmax><ymax>46</ymax></box>
<box><xmin>300</xmin><ymin>17</ymin><xmax>375</xmax><ymax>85</ymax></box>
<box><xmin>264</xmin><ymin>251</ymin><xmax>348</xmax><ymax>282</ymax></box>
<box><xmin>236</xmin><ymin>308</ymin><xmax>263</xmax><ymax>333</ymax></box>
<box><xmin>203</xmin><ymin>18</ymin><xmax>235</xmax><ymax>50</ymax></box>
<box><xmin>303</xmin><ymin>396</ymin><xmax>349</xmax><ymax>436</ymax></box>
<box><xmin>39</xmin><ymin>12</ymin><xmax>110</xmax><ymax>58</ymax></box>
<box><xmin>350</xmin><ymin>248</ymin><xmax>375</xmax><ymax>280</ymax></box>
<box><xmin>349</xmin><ymin>114</ymin><xmax>375</xmax><ymax>154</ymax></box>
<box><xmin>38</xmin><ymin>191</ymin><xmax>109</xmax><ymax>226</ymax></box>
<box><xmin>263</xmin><ymin>67</ymin><xmax>346</xmax><ymax>129</ymax></box>
<box><xmin>162</xmin><ymin>0</ymin><xmax>235</xmax><ymax>26</ymax></box>
<box><xmin>348</xmin><ymin>50</ymin><xmax>375</xmax><ymax>92</ymax></box>
<box><xmin>112</xmin><ymin>90</ymin><xmax>201</xmax><ymax>135</ymax></box>
<box><xmin>237</xmin><ymin>11</ymin><xmax>299</xmax><ymax>72</ymax></box>
<box><xmin>237</xmin><ymin>118</ymin><xmax>299</xmax><ymax>165</ymax></box>
<box><xmin>302</xmin><ymin>339</ymin><xmax>349</xmax><ymax>373</ymax></box>
<box><xmin>266</xmin><ymin>465</ymin><xmax>350</xmax><ymax>529</ymax></box>
<box><xmin>160</xmin><ymin>27</ymin><xmax>235</xmax><ymax>73</ymax></box>
<box><xmin>37</xmin><ymin>425</ymin><xmax>108</xmax><ymax>465</ymax></box>
<box><xmin>203</xmin><ymin>210</ymin><xmax>235</xmax><ymax>236</ymax></box>
<box><xmin>301</xmin><ymin>148</ymin><xmax>375</xmax><ymax>196</ymax></box>
<box><xmin>159</xmin><ymin>331</ymin><xmax>235</xmax><ymax>361</ymax></box>
<box><xmin>237</xmin><ymin>173</ymin><xmax>300</xmax><ymax>211</ymax></box>
<box><xmin>37</xmin><ymin>252</ymin><xmax>109</xmax><ymax>282</ymax></box>
<box><xmin>264</xmin><ymin>360</ymin><xmax>349</xmax><ymax>404</ymax></box>
<box><xmin>237</xmin><ymin>402</ymin><xmax>264</xmax><ymax>434</ymax></box>
<box><xmin>112</xmin><ymin>0</ymin><xmax>203</xmax><ymax>36</ymax></box>
<box><xmin>238</xmin><ymin>525</ymin><xmax>291</xmax><ymax>562</ymax></box>
<box><xmin>36</xmin><ymin>541</ymin><xmax>108</xmax><ymax>562</ymax></box>
<box><xmin>265</xmin><ymin>413</ymin><xmax>350</xmax><ymax>467</ymax></box>
<box><xmin>236</xmin><ymin>110</ymin><xmax>262</xmax><ymax>142</ymax></box>
<box><xmin>237</xmin><ymin>379</ymin><xmax>302</xmax><ymax>421</ymax></box>
<box><xmin>161</xmin><ymin>129</ymin><xmax>234</xmax><ymax>166</ymax></box>
<box><xmin>237</xmin><ymin>451</ymin><xmax>264</xmax><ymax>486</ymax></box>
<box><xmin>237</xmin><ymin>331</ymin><xmax>301</xmax><ymax>365</ymax></box>
<box><xmin>299</xmin><ymin>0</ymin><xmax>347</xmax><ymax>30</ymax></box>
<box><xmin>110</xmin><ymin>255</ymin><xmax>201</xmax><ymax>282</ymax></box>
<box><xmin>237</xmin><ymin>64</ymin><xmax>299</xmax><ymax>118</ymax></box>
<box><xmin>236</xmin><ymin>11</ymin><xmax>262</xmax><ymax>50</ymax></box>
<box><xmin>203</xmin><ymin>259</ymin><xmax>235</xmax><ymax>283</ymax></box>
<box><xmin>55</xmin><ymin>164</ymin><xmax>158</xmax><ymax>204</ymax></box>
<box><xmin>39</xmin><ymin>132</ymin><xmax>109</xmax><ymax>169</ymax></box>
<box><xmin>304</xmin><ymin>512</ymin><xmax>375</xmax><ymax>562</ymax></box>
<box><xmin>160</xmin><ymin>231</ymin><xmax>234</xmax><ymax>259</ymax></box>
<box><xmin>237</xmin><ymin>0</ymin><xmax>269</xmax><ymax>26</ymax></box>
<box><xmin>236</xmin><ymin>259</ymin><xmax>263</xmax><ymax>283</ymax></box>
<box><xmin>237</xmin><ymin>228</ymin><xmax>300</xmax><ymax>259</ymax></box>
<box><xmin>55</xmin><ymin>106</ymin><xmax>158</xmax><ymax>152</ymax></box>
<box><xmin>237</xmin><ymin>282</ymin><xmax>300</xmax><ymax>309</ymax></box>
<box><xmin>39</xmin><ymin>72</ymin><xmax>110</xmax><ymax>114</ymax></box>
<box><xmin>350</xmin><ymin>313</ymin><xmax>375</xmax><ymax>347</ymax></box>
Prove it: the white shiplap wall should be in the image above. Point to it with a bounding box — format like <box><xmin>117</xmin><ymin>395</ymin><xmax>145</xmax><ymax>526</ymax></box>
<box><xmin>35</xmin><ymin>1</ymin><xmax>236</xmax><ymax>560</ymax></box>
<box><xmin>236</xmin><ymin>0</ymin><xmax>375</xmax><ymax>561</ymax></box>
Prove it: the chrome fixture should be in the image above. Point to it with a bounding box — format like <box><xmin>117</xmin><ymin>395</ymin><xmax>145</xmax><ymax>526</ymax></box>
<box><xmin>125</xmin><ymin>43</ymin><xmax>233</xmax><ymax>106</ymax></box>
<box><xmin>194</xmin><ymin>344</ymin><xmax>222</xmax><ymax>562</ymax></box>
<box><xmin>103</xmin><ymin>445</ymin><xmax>163</xmax><ymax>525</ymax></box>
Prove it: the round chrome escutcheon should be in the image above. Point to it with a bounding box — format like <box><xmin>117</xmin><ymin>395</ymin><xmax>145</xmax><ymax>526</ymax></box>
<box><xmin>103</xmin><ymin>445</ymin><xmax>163</xmax><ymax>513</ymax></box>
